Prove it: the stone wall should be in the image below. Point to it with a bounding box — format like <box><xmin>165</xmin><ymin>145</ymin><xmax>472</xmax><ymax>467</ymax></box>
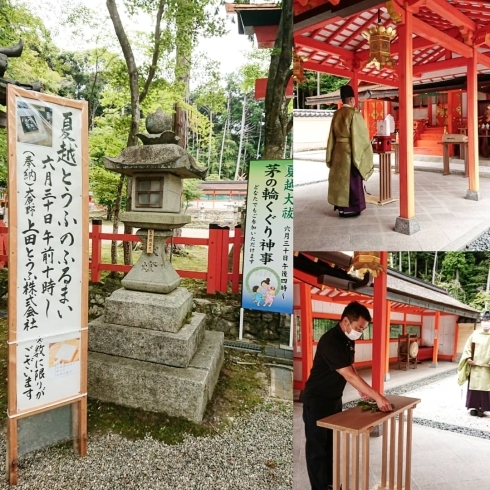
<box><xmin>193</xmin><ymin>297</ymin><xmax>290</xmax><ymax>344</ymax></box>
<box><xmin>88</xmin><ymin>280</ymin><xmax>290</xmax><ymax>344</ymax></box>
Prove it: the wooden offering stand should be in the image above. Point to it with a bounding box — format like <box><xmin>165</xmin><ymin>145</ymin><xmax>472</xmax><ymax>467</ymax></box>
<box><xmin>317</xmin><ymin>395</ymin><xmax>421</xmax><ymax>490</ymax></box>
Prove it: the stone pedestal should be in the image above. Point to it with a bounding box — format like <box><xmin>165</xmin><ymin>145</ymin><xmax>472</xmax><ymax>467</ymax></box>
<box><xmin>122</xmin><ymin>229</ymin><xmax>181</xmax><ymax>294</ymax></box>
<box><xmin>88</xmin><ymin>287</ymin><xmax>224</xmax><ymax>423</ymax></box>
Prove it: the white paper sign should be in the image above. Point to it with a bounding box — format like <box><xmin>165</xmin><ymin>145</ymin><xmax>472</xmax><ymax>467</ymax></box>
<box><xmin>11</xmin><ymin>92</ymin><xmax>85</xmax><ymax>412</ymax></box>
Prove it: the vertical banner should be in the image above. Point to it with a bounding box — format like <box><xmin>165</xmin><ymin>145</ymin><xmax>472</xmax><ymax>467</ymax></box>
<box><xmin>242</xmin><ymin>160</ymin><xmax>293</xmax><ymax>314</ymax></box>
<box><xmin>7</xmin><ymin>86</ymin><xmax>88</xmax><ymax>482</ymax></box>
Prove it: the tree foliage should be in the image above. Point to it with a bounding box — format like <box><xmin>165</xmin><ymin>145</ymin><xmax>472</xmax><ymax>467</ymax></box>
<box><xmin>389</xmin><ymin>252</ymin><xmax>490</xmax><ymax>310</ymax></box>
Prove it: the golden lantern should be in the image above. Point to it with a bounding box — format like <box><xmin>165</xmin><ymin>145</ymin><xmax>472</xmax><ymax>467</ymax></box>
<box><xmin>350</xmin><ymin>252</ymin><xmax>386</xmax><ymax>278</ymax></box>
<box><xmin>361</xmin><ymin>22</ymin><xmax>397</xmax><ymax>70</ymax></box>
<box><xmin>293</xmin><ymin>52</ymin><xmax>306</xmax><ymax>84</ymax></box>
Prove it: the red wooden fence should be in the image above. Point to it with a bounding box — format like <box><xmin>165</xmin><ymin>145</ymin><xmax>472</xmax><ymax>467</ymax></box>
<box><xmin>0</xmin><ymin>219</ymin><xmax>244</xmax><ymax>294</ymax></box>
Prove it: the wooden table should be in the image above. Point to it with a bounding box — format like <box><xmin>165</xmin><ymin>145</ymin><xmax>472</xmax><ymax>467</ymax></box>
<box><xmin>317</xmin><ymin>395</ymin><xmax>421</xmax><ymax>490</ymax></box>
<box><xmin>373</xmin><ymin>151</ymin><xmax>396</xmax><ymax>205</ymax></box>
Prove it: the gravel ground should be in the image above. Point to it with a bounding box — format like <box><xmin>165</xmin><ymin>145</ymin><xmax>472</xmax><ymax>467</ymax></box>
<box><xmin>344</xmin><ymin>368</ymin><xmax>490</xmax><ymax>440</ymax></box>
<box><xmin>465</xmin><ymin>228</ymin><xmax>490</xmax><ymax>250</ymax></box>
<box><xmin>0</xmin><ymin>400</ymin><xmax>292</xmax><ymax>490</ymax></box>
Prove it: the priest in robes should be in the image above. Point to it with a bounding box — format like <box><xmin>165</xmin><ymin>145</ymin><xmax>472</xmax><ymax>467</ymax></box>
<box><xmin>325</xmin><ymin>84</ymin><xmax>374</xmax><ymax>218</ymax></box>
<box><xmin>458</xmin><ymin>311</ymin><xmax>490</xmax><ymax>417</ymax></box>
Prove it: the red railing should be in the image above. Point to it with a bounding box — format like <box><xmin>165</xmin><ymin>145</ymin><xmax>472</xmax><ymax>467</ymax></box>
<box><xmin>0</xmin><ymin>219</ymin><xmax>244</xmax><ymax>294</ymax></box>
<box><xmin>0</xmin><ymin>223</ymin><xmax>7</xmax><ymax>267</ymax></box>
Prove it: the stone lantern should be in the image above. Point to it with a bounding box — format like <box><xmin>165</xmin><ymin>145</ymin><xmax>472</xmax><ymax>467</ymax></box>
<box><xmin>88</xmin><ymin>110</ymin><xmax>223</xmax><ymax>424</ymax></box>
<box><xmin>104</xmin><ymin>140</ymin><xmax>207</xmax><ymax>293</ymax></box>
<box><xmin>103</xmin><ymin>110</ymin><xmax>207</xmax><ymax>294</ymax></box>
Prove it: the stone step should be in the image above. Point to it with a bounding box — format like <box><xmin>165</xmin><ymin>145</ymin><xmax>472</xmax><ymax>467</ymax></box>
<box><xmin>414</xmin><ymin>147</ymin><xmax>443</xmax><ymax>155</ymax></box>
<box><xmin>417</xmin><ymin>134</ymin><xmax>443</xmax><ymax>141</ymax></box>
<box><xmin>415</xmin><ymin>140</ymin><xmax>441</xmax><ymax>147</ymax></box>
<box><xmin>104</xmin><ymin>287</ymin><xmax>193</xmax><ymax>333</ymax></box>
<box><xmin>88</xmin><ymin>312</ymin><xmax>206</xmax><ymax>368</ymax></box>
<box><xmin>423</xmin><ymin>128</ymin><xmax>444</xmax><ymax>133</ymax></box>
<box><xmin>88</xmin><ymin>330</ymin><xmax>224</xmax><ymax>424</ymax></box>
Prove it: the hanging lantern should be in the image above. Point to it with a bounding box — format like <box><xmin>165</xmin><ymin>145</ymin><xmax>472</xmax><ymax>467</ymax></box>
<box><xmin>362</xmin><ymin>15</ymin><xmax>397</xmax><ymax>71</ymax></box>
<box><xmin>293</xmin><ymin>52</ymin><xmax>306</xmax><ymax>84</ymax></box>
<box><xmin>350</xmin><ymin>252</ymin><xmax>386</xmax><ymax>278</ymax></box>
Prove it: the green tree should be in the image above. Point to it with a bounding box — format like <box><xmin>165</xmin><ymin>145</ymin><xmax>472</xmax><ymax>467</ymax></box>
<box><xmin>182</xmin><ymin>179</ymin><xmax>202</xmax><ymax>211</ymax></box>
<box><xmin>294</xmin><ymin>70</ymin><xmax>347</xmax><ymax>110</ymax></box>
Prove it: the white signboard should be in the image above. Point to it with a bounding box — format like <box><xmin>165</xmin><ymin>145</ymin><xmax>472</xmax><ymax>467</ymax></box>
<box><xmin>7</xmin><ymin>86</ymin><xmax>88</xmax><ymax>416</ymax></box>
<box><xmin>241</xmin><ymin>160</ymin><xmax>294</xmax><ymax>314</ymax></box>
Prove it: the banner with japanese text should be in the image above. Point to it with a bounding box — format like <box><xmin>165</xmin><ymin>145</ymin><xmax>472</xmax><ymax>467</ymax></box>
<box><xmin>7</xmin><ymin>86</ymin><xmax>88</xmax><ymax>416</ymax></box>
<box><xmin>241</xmin><ymin>160</ymin><xmax>293</xmax><ymax>314</ymax></box>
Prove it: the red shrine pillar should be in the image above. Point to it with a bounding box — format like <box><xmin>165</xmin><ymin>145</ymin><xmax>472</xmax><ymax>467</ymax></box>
<box><xmin>384</xmin><ymin>301</ymin><xmax>392</xmax><ymax>381</ymax></box>
<box><xmin>466</xmin><ymin>44</ymin><xmax>481</xmax><ymax>201</ymax></box>
<box><xmin>372</xmin><ymin>252</ymin><xmax>388</xmax><ymax>394</ymax></box>
<box><xmin>395</xmin><ymin>9</ymin><xmax>420</xmax><ymax>235</ymax></box>
<box><xmin>432</xmin><ymin>311</ymin><xmax>441</xmax><ymax>368</ymax></box>
<box><xmin>299</xmin><ymin>282</ymin><xmax>314</xmax><ymax>389</ymax></box>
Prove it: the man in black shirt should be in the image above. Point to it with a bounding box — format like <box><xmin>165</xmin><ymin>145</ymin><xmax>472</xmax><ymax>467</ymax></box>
<box><xmin>302</xmin><ymin>301</ymin><xmax>392</xmax><ymax>490</ymax></box>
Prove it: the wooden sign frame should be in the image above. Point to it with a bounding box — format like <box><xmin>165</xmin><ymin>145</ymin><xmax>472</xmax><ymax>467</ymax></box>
<box><xmin>6</xmin><ymin>85</ymin><xmax>89</xmax><ymax>485</ymax></box>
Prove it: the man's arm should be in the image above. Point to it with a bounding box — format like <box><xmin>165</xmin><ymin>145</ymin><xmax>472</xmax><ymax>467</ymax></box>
<box><xmin>337</xmin><ymin>365</ymin><xmax>392</xmax><ymax>412</ymax></box>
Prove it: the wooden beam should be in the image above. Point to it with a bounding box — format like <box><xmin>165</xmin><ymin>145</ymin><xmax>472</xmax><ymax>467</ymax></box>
<box><xmin>303</xmin><ymin>60</ymin><xmax>353</xmax><ymax>77</ymax></box>
<box><xmin>474</xmin><ymin>27</ymin><xmax>490</xmax><ymax>47</ymax></box>
<box><xmin>294</xmin><ymin>15</ymin><xmax>343</xmax><ymax>36</ymax></box>
<box><xmin>477</xmin><ymin>52</ymin><xmax>490</xmax><ymax>69</ymax></box>
<box><xmin>425</xmin><ymin>0</ymin><xmax>476</xmax><ymax>33</ymax></box>
<box><xmin>412</xmin><ymin>17</ymin><xmax>473</xmax><ymax>58</ymax></box>
<box><xmin>413</xmin><ymin>56</ymin><xmax>465</xmax><ymax>76</ymax></box>
<box><xmin>406</xmin><ymin>0</ymin><xmax>427</xmax><ymax>14</ymax></box>
<box><xmin>303</xmin><ymin>61</ymin><xmax>399</xmax><ymax>87</ymax></box>
<box><xmin>294</xmin><ymin>34</ymin><xmax>355</xmax><ymax>61</ymax></box>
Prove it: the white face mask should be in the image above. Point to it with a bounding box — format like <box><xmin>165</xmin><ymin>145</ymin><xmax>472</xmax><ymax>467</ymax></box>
<box><xmin>482</xmin><ymin>322</ymin><xmax>490</xmax><ymax>333</ymax></box>
<box><xmin>345</xmin><ymin>323</ymin><xmax>363</xmax><ymax>341</ymax></box>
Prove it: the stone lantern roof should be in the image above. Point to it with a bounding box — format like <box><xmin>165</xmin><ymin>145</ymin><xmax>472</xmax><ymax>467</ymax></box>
<box><xmin>103</xmin><ymin>144</ymin><xmax>208</xmax><ymax>180</ymax></box>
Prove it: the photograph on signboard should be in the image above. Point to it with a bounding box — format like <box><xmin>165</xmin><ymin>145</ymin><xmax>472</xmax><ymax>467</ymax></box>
<box><xmin>48</xmin><ymin>338</ymin><xmax>80</xmax><ymax>379</ymax></box>
<box><xmin>16</xmin><ymin>99</ymin><xmax>53</xmax><ymax>147</ymax></box>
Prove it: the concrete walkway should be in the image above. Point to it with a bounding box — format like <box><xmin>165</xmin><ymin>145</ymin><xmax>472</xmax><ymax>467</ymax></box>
<box><xmin>294</xmin><ymin>361</ymin><xmax>490</xmax><ymax>490</ymax></box>
<box><xmin>294</xmin><ymin>151</ymin><xmax>490</xmax><ymax>251</ymax></box>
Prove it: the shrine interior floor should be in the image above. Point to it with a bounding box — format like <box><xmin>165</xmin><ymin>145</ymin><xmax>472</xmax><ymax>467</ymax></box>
<box><xmin>294</xmin><ymin>152</ymin><xmax>490</xmax><ymax>251</ymax></box>
<box><xmin>293</xmin><ymin>361</ymin><xmax>490</xmax><ymax>490</ymax></box>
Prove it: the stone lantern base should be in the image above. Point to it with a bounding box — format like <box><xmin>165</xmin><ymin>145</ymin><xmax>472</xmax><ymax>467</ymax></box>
<box><xmin>87</xmin><ymin>289</ymin><xmax>224</xmax><ymax>424</ymax></box>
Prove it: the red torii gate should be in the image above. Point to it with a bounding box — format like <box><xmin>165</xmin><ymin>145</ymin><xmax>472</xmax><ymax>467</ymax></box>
<box><xmin>293</xmin><ymin>0</ymin><xmax>490</xmax><ymax>234</ymax></box>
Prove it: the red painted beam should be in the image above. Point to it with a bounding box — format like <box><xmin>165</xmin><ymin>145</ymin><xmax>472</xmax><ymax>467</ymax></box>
<box><xmin>413</xmin><ymin>56</ymin><xmax>465</xmax><ymax>76</ymax></box>
<box><xmin>477</xmin><ymin>52</ymin><xmax>490</xmax><ymax>69</ymax></box>
<box><xmin>303</xmin><ymin>61</ymin><xmax>399</xmax><ymax>87</ymax></box>
<box><xmin>412</xmin><ymin>17</ymin><xmax>472</xmax><ymax>58</ymax></box>
<box><xmin>294</xmin><ymin>34</ymin><xmax>355</xmax><ymax>61</ymax></box>
<box><xmin>424</xmin><ymin>0</ymin><xmax>476</xmax><ymax>33</ymax></box>
<box><xmin>294</xmin><ymin>15</ymin><xmax>343</xmax><ymax>36</ymax></box>
<box><xmin>303</xmin><ymin>60</ymin><xmax>353</xmax><ymax>77</ymax></box>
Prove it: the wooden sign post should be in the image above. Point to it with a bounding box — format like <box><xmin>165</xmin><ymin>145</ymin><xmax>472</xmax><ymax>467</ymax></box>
<box><xmin>6</xmin><ymin>86</ymin><xmax>89</xmax><ymax>485</ymax></box>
